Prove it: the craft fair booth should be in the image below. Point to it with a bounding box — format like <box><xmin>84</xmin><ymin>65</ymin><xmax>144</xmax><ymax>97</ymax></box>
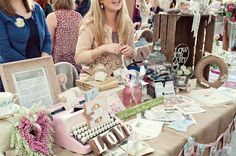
<box><xmin>0</xmin><ymin>57</ymin><xmax>235</xmax><ymax>156</ymax></box>
<box><xmin>153</xmin><ymin>14</ymin><xmax>215</xmax><ymax>80</ymax></box>
<box><xmin>0</xmin><ymin>58</ymin><xmax>236</xmax><ymax>156</ymax></box>
<box><xmin>1</xmin><ymin>2</ymin><xmax>236</xmax><ymax>156</ymax></box>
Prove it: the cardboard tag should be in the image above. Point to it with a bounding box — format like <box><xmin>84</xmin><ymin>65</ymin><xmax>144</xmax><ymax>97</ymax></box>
<box><xmin>84</xmin><ymin>88</ymin><xmax>99</xmax><ymax>102</ymax></box>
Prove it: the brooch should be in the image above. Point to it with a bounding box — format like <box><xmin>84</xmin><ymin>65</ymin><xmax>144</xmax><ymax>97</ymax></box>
<box><xmin>15</xmin><ymin>18</ymin><xmax>25</xmax><ymax>28</ymax></box>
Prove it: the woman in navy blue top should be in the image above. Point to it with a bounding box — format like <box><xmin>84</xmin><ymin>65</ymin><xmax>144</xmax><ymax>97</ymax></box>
<box><xmin>0</xmin><ymin>0</ymin><xmax>52</xmax><ymax>63</ymax></box>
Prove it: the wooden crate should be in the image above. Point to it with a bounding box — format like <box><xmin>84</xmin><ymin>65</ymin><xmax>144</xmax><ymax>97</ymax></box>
<box><xmin>153</xmin><ymin>14</ymin><xmax>215</xmax><ymax>79</ymax></box>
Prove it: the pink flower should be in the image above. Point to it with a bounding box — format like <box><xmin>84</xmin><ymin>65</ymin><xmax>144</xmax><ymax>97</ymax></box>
<box><xmin>228</xmin><ymin>5</ymin><xmax>235</xmax><ymax>12</ymax></box>
<box><xmin>230</xmin><ymin>16</ymin><xmax>236</xmax><ymax>22</ymax></box>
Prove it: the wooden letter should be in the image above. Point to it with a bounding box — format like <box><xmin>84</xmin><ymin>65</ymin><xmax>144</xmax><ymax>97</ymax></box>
<box><xmin>102</xmin><ymin>132</ymin><xmax>118</xmax><ymax>148</ymax></box>
<box><xmin>89</xmin><ymin>136</ymin><xmax>108</xmax><ymax>155</ymax></box>
<box><xmin>122</xmin><ymin>124</ymin><xmax>132</xmax><ymax>136</ymax></box>
<box><xmin>111</xmin><ymin>124</ymin><xmax>127</xmax><ymax>142</ymax></box>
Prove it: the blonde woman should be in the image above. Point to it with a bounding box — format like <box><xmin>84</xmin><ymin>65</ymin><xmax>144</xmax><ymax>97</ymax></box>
<box><xmin>75</xmin><ymin>0</ymin><xmax>135</xmax><ymax>75</ymax></box>
<box><xmin>47</xmin><ymin>0</ymin><xmax>82</xmax><ymax>72</ymax></box>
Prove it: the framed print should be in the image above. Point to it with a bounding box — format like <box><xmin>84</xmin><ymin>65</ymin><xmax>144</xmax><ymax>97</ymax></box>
<box><xmin>0</xmin><ymin>56</ymin><xmax>61</xmax><ymax>108</ymax></box>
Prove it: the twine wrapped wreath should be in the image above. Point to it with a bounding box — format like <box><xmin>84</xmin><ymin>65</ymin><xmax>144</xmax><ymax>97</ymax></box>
<box><xmin>195</xmin><ymin>55</ymin><xmax>228</xmax><ymax>88</ymax></box>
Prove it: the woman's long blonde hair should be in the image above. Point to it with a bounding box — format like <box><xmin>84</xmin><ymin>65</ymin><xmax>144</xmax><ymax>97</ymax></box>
<box><xmin>79</xmin><ymin>0</ymin><xmax>129</xmax><ymax>46</ymax></box>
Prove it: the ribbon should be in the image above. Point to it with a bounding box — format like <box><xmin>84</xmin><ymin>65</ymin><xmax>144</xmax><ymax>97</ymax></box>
<box><xmin>196</xmin><ymin>144</ymin><xmax>206</xmax><ymax>156</ymax></box>
<box><xmin>182</xmin><ymin>119</ymin><xmax>235</xmax><ymax>156</ymax></box>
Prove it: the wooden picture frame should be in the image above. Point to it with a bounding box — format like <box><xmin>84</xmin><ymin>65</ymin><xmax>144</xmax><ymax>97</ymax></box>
<box><xmin>0</xmin><ymin>56</ymin><xmax>61</xmax><ymax>108</ymax></box>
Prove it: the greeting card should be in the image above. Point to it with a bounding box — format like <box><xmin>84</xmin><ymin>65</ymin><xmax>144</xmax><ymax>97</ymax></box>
<box><xmin>84</xmin><ymin>95</ymin><xmax>110</xmax><ymax>128</ymax></box>
<box><xmin>104</xmin><ymin>93</ymin><xmax>125</xmax><ymax>114</ymax></box>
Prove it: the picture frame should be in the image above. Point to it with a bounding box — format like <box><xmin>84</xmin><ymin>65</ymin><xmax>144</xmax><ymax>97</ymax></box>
<box><xmin>0</xmin><ymin>56</ymin><xmax>61</xmax><ymax>108</ymax></box>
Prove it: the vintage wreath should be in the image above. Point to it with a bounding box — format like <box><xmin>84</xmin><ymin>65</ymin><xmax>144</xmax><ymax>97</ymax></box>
<box><xmin>195</xmin><ymin>55</ymin><xmax>228</xmax><ymax>88</ymax></box>
<box><xmin>10</xmin><ymin>105</ymin><xmax>54</xmax><ymax>156</ymax></box>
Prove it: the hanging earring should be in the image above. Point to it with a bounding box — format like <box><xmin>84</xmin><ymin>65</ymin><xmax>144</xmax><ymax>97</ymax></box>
<box><xmin>100</xmin><ymin>3</ymin><xmax>104</xmax><ymax>9</ymax></box>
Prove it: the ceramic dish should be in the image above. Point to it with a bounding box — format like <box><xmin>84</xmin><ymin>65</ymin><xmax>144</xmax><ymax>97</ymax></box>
<box><xmin>0</xmin><ymin>104</ymin><xmax>19</xmax><ymax>119</ymax></box>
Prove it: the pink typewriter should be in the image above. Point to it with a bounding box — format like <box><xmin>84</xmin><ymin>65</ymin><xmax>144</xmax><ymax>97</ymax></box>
<box><xmin>52</xmin><ymin>102</ymin><xmax>131</xmax><ymax>155</ymax></box>
<box><xmin>53</xmin><ymin>108</ymin><xmax>92</xmax><ymax>154</ymax></box>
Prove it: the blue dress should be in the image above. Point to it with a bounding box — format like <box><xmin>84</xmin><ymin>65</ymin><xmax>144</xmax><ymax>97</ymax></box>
<box><xmin>25</xmin><ymin>17</ymin><xmax>41</xmax><ymax>58</ymax></box>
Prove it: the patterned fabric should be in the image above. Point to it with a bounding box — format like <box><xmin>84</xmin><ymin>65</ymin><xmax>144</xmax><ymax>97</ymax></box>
<box><xmin>52</xmin><ymin>9</ymin><xmax>82</xmax><ymax>73</ymax></box>
<box><xmin>92</xmin><ymin>23</ymin><xmax>133</xmax><ymax>75</ymax></box>
<box><xmin>112</xmin><ymin>32</ymin><xmax>119</xmax><ymax>43</ymax></box>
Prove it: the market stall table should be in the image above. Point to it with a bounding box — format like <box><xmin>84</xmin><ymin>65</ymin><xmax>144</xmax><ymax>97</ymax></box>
<box><xmin>50</xmin><ymin>104</ymin><xmax>236</xmax><ymax>156</ymax></box>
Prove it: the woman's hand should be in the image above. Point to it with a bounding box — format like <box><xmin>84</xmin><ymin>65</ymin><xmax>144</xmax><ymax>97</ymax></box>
<box><xmin>101</xmin><ymin>43</ymin><xmax>122</xmax><ymax>55</ymax></box>
<box><xmin>120</xmin><ymin>45</ymin><xmax>135</xmax><ymax>58</ymax></box>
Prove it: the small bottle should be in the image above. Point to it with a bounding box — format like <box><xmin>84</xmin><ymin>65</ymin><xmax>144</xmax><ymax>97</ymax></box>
<box><xmin>122</xmin><ymin>84</ymin><xmax>142</xmax><ymax>108</ymax></box>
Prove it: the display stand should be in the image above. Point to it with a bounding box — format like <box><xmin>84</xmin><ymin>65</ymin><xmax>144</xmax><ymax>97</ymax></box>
<box><xmin>153</xmin><ymin>14</ymin><xmax>215</xmax><ymax>80</ymax></box>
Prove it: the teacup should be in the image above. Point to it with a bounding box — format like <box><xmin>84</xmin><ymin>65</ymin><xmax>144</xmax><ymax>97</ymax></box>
<box><xmin>0</xmin><ymin>92</ymin><xmax>17</xmax><ymax>108</ymax></box>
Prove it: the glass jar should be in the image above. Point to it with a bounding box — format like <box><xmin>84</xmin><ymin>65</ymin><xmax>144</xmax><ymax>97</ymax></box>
<box><xmin>122</xmin><ymin>84</ymin><xmax>142</xmax><ymax>108</ymax></box>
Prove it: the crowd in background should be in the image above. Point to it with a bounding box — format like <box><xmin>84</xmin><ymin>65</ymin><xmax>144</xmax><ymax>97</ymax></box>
<box><xmin>0</xmin><ymin>0</ymin><xmax>185</xmax><ymax>91</ymax></box>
